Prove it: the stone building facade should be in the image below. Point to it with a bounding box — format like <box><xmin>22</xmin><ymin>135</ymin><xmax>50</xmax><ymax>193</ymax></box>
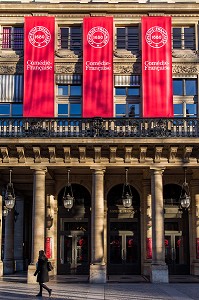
<box><xmin>0</xmin><ymin>0</ymin><xmax>199</xmax><ymax>284</ymax></box>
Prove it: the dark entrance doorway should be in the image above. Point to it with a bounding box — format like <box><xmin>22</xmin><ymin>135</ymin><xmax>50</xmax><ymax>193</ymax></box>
<box><xmin>164</xmin><ymin>184</ymin><xmax>190</xmax><ymax>275</ymax></box>
<box><xmin>107</xmin><ymin>184</ymin><xmax>141</xmax><ymax>275</ymax></box>
<box><xmin>57</xmin><ymin>184</ymin><xmax>91</xmax><ymax>275</ymax></box>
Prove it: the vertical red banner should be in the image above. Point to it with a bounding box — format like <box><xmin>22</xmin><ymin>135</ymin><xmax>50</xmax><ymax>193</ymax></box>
<box><xmin>23</xmin><ymin>17</ymin><xmax>55</xmax><ymax>117</ymax></box>
<box><xmin>146</xmin><ymin>237</ymin><xmax>152</xmax><ymax>259</ymax></box>
<box><xmin>196</xmin><ymin>238</ymin><xmax>199</xmax><ymax>259</ymax></box>
<box><xmin>142</xmin><ymin>17</ymin><xmax>173</xmax><ymax>117</ymax></box>
<box><xmin>83</xmin><ymin>17</ymin><xmax>113</xmax><ymax>117</ymax></box>
<box><xmin>45</xmin><ymin>237</ymin><xmax>52</xmax><ymax>259</ymax></box>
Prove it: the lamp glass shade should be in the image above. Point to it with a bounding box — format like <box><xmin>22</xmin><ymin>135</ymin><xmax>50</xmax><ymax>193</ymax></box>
<box><xmin>122</xmin><ymin>192</ymin><xmax>132</xmax><ymax>208</ymax></box>
<box><xmin>180</xmin><ymin>193</ymin><xmax>191</xmax><ymax>209</ymax></box>
<box><xmin>63</xmin><ymin>193</ymin><xmax>74</xmax><ymax>210</ymax></box>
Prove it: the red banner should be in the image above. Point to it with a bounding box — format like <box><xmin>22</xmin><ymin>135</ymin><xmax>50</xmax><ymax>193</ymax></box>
<box><xmin>83</xmin><ymin>17</ymin><xmax>113</xmax><ymax>117</ymax></box>
<box><xmin>142</xmin><ymin>17</ymin><xmax>173</xmax><ymax>117</ymax></box>
<box><xmin>45</xmin><ymin>237</ymin><xmax>52</xmax><ymax>259</ymax></box>
<box><xmin>146</xmin><ymin>237</ymin><xmax>152</xmax><ymax>259</ymax></box>
<box><xmin>23</xmin><ymin>17</ymin><xmax>55</xmax><ymax>117</ymax></box>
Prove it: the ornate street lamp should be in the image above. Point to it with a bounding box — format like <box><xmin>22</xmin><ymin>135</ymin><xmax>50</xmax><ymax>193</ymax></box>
<box><xmin>122</xmin><ymin>168</ymin><xmax>132</xmax><ymax>208</ymax></box>
<box><xmin>179</xmin><ymin>167</ymin><xmax>191</xmax><ymax>209</ymax></box>
<box><xmin>4</xmin><ymin>169</ymin><xmax>15</xmax><ymax>210</ymax></box>
<box><xmin>62</xmin><ymin>169</ymin><xmax>74</xmax><ymax>210</ymax></box>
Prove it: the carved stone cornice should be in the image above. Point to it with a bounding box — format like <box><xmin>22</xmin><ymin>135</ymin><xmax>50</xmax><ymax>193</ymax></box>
<box><xmin>114</xmin><ymin>63</ymin><xmax>141</xmax><ymax>74</ymax></box>
<box><xmin>172</xmin><ymin>49</ymin><xmax>199</xmax><ymax>59</ymax></box>
<box><xmin>172</xmin><ymin>63</ymin><xmax>198</xmax><ymax>74</ymax></box>
<box><xmin>55</xmin><ymin>63</ymin><xmax>82</xmax><ymax>74</ymax></box>
<box><xmin>114</xmin><ymin>49</ymin><xmax>141</xmax><ymax>59</ymax></box>
<box><xmin>55</xmin><ymin>49</ymin><xmax>82</xmax><ymax>58</ymax></box>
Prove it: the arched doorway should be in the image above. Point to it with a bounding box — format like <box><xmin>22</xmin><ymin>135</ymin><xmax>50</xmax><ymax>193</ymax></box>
<box><xmin>163</xmin><ymin>184</ymin><xmax>190</xmax><ymax>275</ymax></box>
<box><xmin>57</xmin><ymin>184</ymin><xmax>91</xmax><ymax>275</ymax></box>
<box><xmin>107</xmin><ymin>184</ymin><xmax>141</xmax><ymax>275</ymax></box>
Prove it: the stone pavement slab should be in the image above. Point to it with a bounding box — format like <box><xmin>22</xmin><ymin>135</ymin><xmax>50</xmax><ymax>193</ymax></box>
<box><xmin>0</xmin><ymin>281</ymin><xmax>199</xmax><ymax>299</ymax></box>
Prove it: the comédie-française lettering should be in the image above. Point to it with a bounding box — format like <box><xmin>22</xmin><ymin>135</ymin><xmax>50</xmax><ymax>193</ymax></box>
<box><xmin>26</xmin><ymin>60</ymin><xmax>52</xmax><ymax>71</ymax></box>
<box><xmin>86</xmin><ymin>60</ymin><xmax>111</xmax><ymax>71</ymax></box>
<box><xmin>144</xmin><ymin>60</ymin><xmax>170</xmax><ymax>71</ymax></box>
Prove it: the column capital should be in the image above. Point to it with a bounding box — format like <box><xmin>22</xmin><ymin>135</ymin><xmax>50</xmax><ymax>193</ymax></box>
<box><xmin>90</xmin><ymin>167</ymin><xmax>106</xmax><ymax>174</ymax></box>
<box><xmin>150</xmin><ymin>167</ymin><xmax>165</xmax><ymax>175</ymax></box>
<box><xmin>30</xmin><ymin>167</ymin><xmax>47</xmax><ymax>173</ymax></box>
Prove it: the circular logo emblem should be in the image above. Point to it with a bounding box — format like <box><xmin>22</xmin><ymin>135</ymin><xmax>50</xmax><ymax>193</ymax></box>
<box><xmin>28</xmin><ymin>26</ymin><xmax>51</xmax><ymax>48</ymax></box>
<box><xmin>87</xmin><ymin>26</ymin><xmax>109</xmax><ymax>48</ymax></box>
<box><xmin>145</xmin><ymin>26</ymin><xmax>168</xmax><ymax>48</ymax></box>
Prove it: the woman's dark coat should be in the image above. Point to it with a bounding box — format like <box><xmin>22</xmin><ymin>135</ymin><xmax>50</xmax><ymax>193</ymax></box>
<box><xmin>34</xmin><ymin>257</ymin><xmax>49</xmax><ymax>283</ymax></box>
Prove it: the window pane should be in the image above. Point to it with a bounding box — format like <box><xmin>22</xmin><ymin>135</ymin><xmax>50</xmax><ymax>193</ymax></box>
<box><xmin>60</xmin><ymin>28</ymin><xmax>69</xmax><ymax>49</ymax></box>
<box><xmin>128</xmin><ymin>104</ymin><xmax>140</xmax><ymax>117</ymax></box>
<box><xmin>128</xmin><ymin>87</ymin><xmax>140</xmax><ymax>96</ymax></box>
<box><xmin>173</xmin><ymin>28</ymin><xmax>181</xmax><ymax>49</ymax></box>
<box><xmin>12</xmin><ymin>104</ymin><xmax>23</xmax><ymax>116</ymax></box>
<box><xmin>185</xmin><ymin>79</ymin><xmax>197</xmax><ymax>96</ymax></box>
<box><xmin>58</xmin><ymin>85</ymin><xmax>68</xmax><ymax>96</ymax></box>
<box><xmin>70</xmin><ymin>85</ymin><xmax>82</xmax><ymax>96</ymax></box>
<box><xmin>13</xmin><ymin>27</ymin><xmax>23</xmax><ymax>50</ymax></box>
<box><xmin>2</xmin><ymin>27</ymin><xmax>11</xmax><ymax>49</ymax></box>
<box><xmin>186</xmin><ymin>104</ymin><xmax>197</xmax><ymax>117</ymax></box>
<box><xmin>0</xmin><ymin>104</ymin><xmax>10</xmax><ymax>116</ymax></box>
<box><xmin>115</xmin><ymin>87</ymin><xmax>126</xmax><ymax>96</ymax></box>
<box><xmin>184</xmin><ymin>27</ymin><xmax>195</xmax><ymax>50</ymax></box>
<box><xmin>174</xmin><ymin>104</ymin><xmax>183</xmax><ymax>116</ymax></box>
<box><xmin>116</xmin><ymin>104</ymin><xmax>126</xmax><ymax>116</ymax></box>
<box><xmin>116</xmin><ymin>28</ymin><xmax>125</xmax><ymax>49</ymax></box>
<box><xmin>173</xmin><ymin>79</ymin><xmax>183</xmax><ymax>96</ymax></box>
<box><xmin>70</xmin><ymin>104</ymin><xmax>81</xmax><ymax>117</ymax></box>
<box><xmin>58</xmin><ymin>104</ymin><xmax>68</xmax><ymax>116</ymax></box>
<box><xmin>128</xmin><ymin>27</ymin><xmax>139</xmax><ymax>51</ymax></box>
<box><xmin>70</xmin><ymin>27</ymin><xmax>82</xmax><ymax>51</ymax></box>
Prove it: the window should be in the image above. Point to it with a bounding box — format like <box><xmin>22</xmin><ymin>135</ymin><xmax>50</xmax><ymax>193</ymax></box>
<box><xmin>59</xmin><ymin>27</ymin><xmax>82</xmax><ymax>50</ymax></box>
<box><xmin>57</xmin><ymin>103</ymin><xmax>81</xmax><ymax>118</ymax></box>
<box><xmin>2</xmin><ymin>27</ymin><xmax>23</xmax><ymax>50</ymax></box>
<box><xmin>115</xmin><ymin>87</ymin><xmax>140</xmax><ymax>96</ymax></box>
<box><xmin>115</xmin><ymin>104</ymin><xmax>140</xmax><ymax>118</ymax></box>
<box><xmin>173</xmin><ymin>78</ymin><xmax>197</xmax><ymax>118</ymax></box>
<box><xmin>173</xmin><ymin>79</ymin><xmax>197</xmax><ymax>97</ymax></box>
<box><xmin>58</xmin><ymin>85</ymin><xmax>82</xmax><ymax>97</ymax></box>
<box><xmin>116</xmin><ymin>27</ymin><xmax>139</xmax><ymax>51</ymax></box>
<box><xmin>58</xmin><ymin>104</ymin><xmax>68</xmax><ymax>117</ymax></box>
<box><xmin>172</xmin><ymin>26</ymin><xmax>195</xmax><ymax>50</ymax></box>
<box><xmin>0</xmin><ymin>75</ymin><xmax>23</xmax><ymax>102</ymax></box>
<box><xmin>0</xmin><ymin>104</ymin><xmax>22</xmax><ymax>117</ymax></box>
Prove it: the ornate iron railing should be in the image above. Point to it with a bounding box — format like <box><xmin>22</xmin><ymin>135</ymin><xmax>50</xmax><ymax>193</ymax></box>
<box><xmin>0</xmin><ymin>117</ymin><xmax>198</xmax><ymax>138</ymax></box>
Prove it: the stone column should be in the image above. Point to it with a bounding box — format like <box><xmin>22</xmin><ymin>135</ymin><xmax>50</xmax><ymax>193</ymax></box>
<box><xmin>27</xmin><ymin>168</ymin><xmax>46</xmax><ymax>284</ymax></box>
<box><xmin>0</xmin><ymin>194</ymin><xmax>3</xmax><ymax>276</ymax></box>
<box><xmin>142</xmin><ymin>179</ymin><xmax>152</xmax><ymax>276</ymax></box>
<box><xmin>150</xmin><ymin>168</ymin><xmax>168</xmax><ymax>283</ymax></box>
<box><xmin>14</xmin><ymin>196</ymin><xmax>24</xmax><ymax>271</ymax></box>
<box><xmin>89</xmin><ymin>167</ymin><xmax>106</xmax><ymax>283</ymax></box>
<box><xmin>190</xmin><ymin>179</ymin><xmax>199</xmax><ymax>275</ymax></box>
<box><xmin>3</xmin><ymin>208</ymin><xmax>14</xmax><ymax>274</ymax></box>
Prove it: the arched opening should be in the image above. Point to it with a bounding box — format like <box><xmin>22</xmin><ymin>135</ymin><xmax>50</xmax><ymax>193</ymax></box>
<box><xmin>107</xmin><ymin>184</ymin><xmax>141</xmax><ymax>275</ymax></box>
<box><xmin>163</xmin><ymin>184</ymin><xmax>190</xmax><ymax>275</ymax></box>
<box><xmin>57</xmin><ymin>184</ymin><xmax>91</xmax><ymax>275</ymax></box>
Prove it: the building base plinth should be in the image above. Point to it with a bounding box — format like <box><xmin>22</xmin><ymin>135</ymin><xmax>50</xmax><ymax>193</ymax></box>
<box><xmin>89</xmin><ymin>264</ymin><xmax>107</xmax><ymax>283</ymax></box>
<box><xmin>0</xmin><ymin>261</ymin><xmax>3</xmax><ymax>277</ymax></box>
<box><xmin>27</xmin><ymin>264</ymin><xmax>37</xmax><ymax>284</ymax></box>
<box><xmin>3</xmin><ymin>259</ymin><xmax>14</xmax><ymax>275</ymax></box>
<box><xmin>150</xmin><ymin>264</ymin><xmax>169</xmax><ymax>283</ymax></box>
<box><xmin>191</xmin><ymin>261</ymin><xmax>199</xmax><ymax>275</ymax></box>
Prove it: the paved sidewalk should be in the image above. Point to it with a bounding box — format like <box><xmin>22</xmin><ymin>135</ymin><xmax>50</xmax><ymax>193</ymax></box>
<box><xmin>0</xmin><ymin>279</ymin><xmax>199</xmax><ymax>299</ymax></box>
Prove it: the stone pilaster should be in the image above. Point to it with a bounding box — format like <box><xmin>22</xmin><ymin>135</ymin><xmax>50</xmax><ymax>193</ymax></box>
<box><xmin>3</xmin><ymin>208</ymin><xmax>14</xmax><ymax>274</ymax></box>
<box><xmin>89</xmin><ymin>167</ymin><xmax>106</xmax><ymax>283</ymax></box>
<box><xmin>142</xmin><ymin>179</ymin><xmax>152</xmax><ymax>276</ymax></box>
<box><xmin>14</xmin><ymin>196</ymin><xmax>24</xmax><ymax>271</ymax></box>
<box><xmin>150</xmin><ymin>168</ymin><xmax>168</xmax><ymax>283</ymax></box>
<box><xmin>27</xmin><ymin>168</ymin><xmax>47</xmax><ymax>284</ymax></box>
<box><xmin>190</xmin><ymin>180</ymin><xmax>199</xmax><ymax>275</ymax></box>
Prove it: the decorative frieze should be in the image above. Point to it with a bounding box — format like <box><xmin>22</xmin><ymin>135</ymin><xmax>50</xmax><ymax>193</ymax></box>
<box><xmin>0</xmin><ymin>147</ymin><xmax>9</xmax><ymax>163</ymax></box>
<box><xmin>16</xmin><ymin>147</ymin><xmax>26</xmax><ymax>163</ymax></box>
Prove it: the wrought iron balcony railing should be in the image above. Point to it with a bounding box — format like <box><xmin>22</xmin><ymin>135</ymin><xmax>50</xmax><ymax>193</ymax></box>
<box><xmin>0</xmin><ymin>117</ymin><xmax>198</xmax><ymax>138</ymax></box>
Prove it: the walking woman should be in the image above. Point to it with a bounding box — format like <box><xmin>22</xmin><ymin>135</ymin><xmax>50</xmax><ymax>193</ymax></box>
<box><xmin>34</xmin><ymin>250</ymin><xmax>52</xmax><ymax>297</ymax></box>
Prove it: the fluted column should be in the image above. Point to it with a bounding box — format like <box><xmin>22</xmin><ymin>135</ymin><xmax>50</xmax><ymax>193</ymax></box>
<box><xmin>27</xmin><ymin>167</ymin><xmax>47</xmax><ymax>284</ymax></box>
<box><xmin>89</xmin><ymin>167</ymin><xmax>106</xmax><ymax>283</ymax></box>
<box><xmin>150</xmin><ymin>168</ymin><xmax>168</xmax><ymax>283</ymax></box>
<box><xmin>3</xmin><ymin>208</ymin><xmax>14</xmax><ymax>274</ymax></box>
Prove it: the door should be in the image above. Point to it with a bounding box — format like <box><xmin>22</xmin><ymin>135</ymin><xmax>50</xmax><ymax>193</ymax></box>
<box><xmin>108</xmin><ymin>228</ymin><xmax>140</xmax><ymax>275</ymax></box>
<box><xmin>165</xmin><ymin>231</ymin><xmax>189</xmax><ymax>274</ymax></box>
<box><xmin>60</xmin><ymin>231</ymin><xmax>89</xmax><ymax>274</ymax></box>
